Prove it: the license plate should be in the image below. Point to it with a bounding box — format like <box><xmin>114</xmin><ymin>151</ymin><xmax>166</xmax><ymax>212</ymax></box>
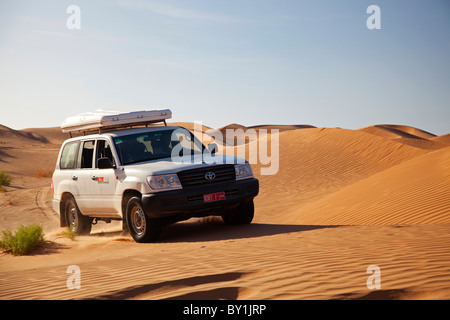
<box><xmin>203</xmin><ymin>192</ymin><xmax>226</xmax><ymax>203</ymax></box>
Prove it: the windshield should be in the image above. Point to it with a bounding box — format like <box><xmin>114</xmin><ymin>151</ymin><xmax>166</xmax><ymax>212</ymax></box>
<box><xmin>113</xmin><ymin>128</ymin><xmax>204</xmax><ymax>165</ymax></box>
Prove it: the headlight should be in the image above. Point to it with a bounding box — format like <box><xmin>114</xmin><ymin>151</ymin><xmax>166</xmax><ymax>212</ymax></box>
<box><xmin>147</xmin><ymin>174</ymin><xmax>182</xmax><ymax>190</ymax></box>
<box><xmin>235</xmin><ymin>163</ymin><xmax>253</xmax><ymax>180</ymax></box>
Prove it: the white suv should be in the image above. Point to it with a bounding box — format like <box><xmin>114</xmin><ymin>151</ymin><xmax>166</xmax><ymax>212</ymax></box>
<box><xmin>52</xmin><ymin>114</ymin><xmax>259</xmax><ymax>243</ymax></box>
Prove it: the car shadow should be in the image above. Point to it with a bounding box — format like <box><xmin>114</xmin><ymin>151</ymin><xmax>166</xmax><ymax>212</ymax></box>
<box><xmin>87</xmin><ymin>220</ymin><xmax>340</xmax><ymax>243</ymax></box>
<box><xmin>158</xmin><ymin>222</ymin><xmax>338</xmax><ymax>243</ymax></box>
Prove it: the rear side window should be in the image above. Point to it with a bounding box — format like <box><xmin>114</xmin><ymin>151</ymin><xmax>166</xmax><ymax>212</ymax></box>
<box><xmin>60</xmin><ymin>141</ymin><xmax>78</xmax><ymax>170</ymax></box>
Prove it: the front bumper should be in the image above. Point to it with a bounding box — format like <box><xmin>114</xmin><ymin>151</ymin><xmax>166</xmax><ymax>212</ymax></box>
<box><xmin>141</xmin><ymin>178</ymin><xmax>259</xmax><ymax>220</ymax></box>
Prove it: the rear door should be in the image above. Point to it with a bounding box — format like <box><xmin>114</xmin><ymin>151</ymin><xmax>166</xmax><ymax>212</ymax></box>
<box><xmin>54</xmin><ymin>140</ymin><xmax>79</xmax><ymax>199</ymax></box>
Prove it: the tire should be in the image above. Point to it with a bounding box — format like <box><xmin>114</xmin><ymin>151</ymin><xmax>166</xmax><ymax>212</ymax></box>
<box><xmin>126</xmin><ymin>196</ymin><xmax>161</xmax><ymax>243</ymax></box>
<box><xmin>65</xmin><ymin>197</ymin><xmax>92</xmax><ymax>235</ymax></box>
<box><xmin>221</xmin><ymin>200</ymin><xmax>254</xmax><ymax>225</ymax></box>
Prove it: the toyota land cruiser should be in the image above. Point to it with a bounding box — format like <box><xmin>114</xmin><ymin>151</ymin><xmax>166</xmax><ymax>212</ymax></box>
<box><xmin>52</xmin><ymin>110</ymin><xmax>259</xmax><ymax>242</ymax></box>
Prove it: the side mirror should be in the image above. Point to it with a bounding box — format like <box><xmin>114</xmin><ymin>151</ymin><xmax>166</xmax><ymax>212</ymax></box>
<box><xmin>97</xmin><ymin>157</ymin><xmax>115</xmax><ymax>169</ymax></box>
<box><xmin>207</xmin><ymin>143</ymin><xmax>218</xmax><ymax>155</ymax></box>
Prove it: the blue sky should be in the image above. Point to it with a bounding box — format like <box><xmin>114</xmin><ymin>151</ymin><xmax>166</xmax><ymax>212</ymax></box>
<box><xmin>0</xmin><ymin>0</ymin><xmax>449</xmax><ymax>135</ymax></box>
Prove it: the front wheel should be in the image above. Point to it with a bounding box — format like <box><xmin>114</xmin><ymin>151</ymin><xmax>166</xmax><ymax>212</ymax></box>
<box><xmin>126</xmin><ymin>197</ymin><xmax>161</xmax><ymax>243</ymax></box>
<box><xmin>65</xmin><ymin>197</ymin><xmax>92</xmax><ymax>235</ymax></box>
<box><xmin>221</xmin><ymin>200</ymin><xmax>254</xmax><ymax>225</ymax></box>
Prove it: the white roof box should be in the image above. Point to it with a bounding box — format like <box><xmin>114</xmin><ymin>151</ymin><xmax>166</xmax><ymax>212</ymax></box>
<box><xmin>61</xmin><ymin>109</ymin><xmax>172</xmax><ymax>134</ymax></box>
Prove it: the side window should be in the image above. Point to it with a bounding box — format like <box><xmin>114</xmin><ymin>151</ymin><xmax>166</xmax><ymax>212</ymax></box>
<box><xmin>95</xmin><ymin>140</ymin><xmax>116</xmax><ymax>168</ymax></box>
<box><xmin>60</xmin><ymin>141</ymin><xmax>78</xmax><ymax>170</ymax></box>
<box><xmin>77</xmin><ymin>140</ymin><xmax>95</xmax><ymax>169</ymax></box>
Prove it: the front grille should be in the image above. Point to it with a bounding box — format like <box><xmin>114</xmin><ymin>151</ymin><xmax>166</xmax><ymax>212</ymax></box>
<box><xmin>178</xmin><ymin>164</ymin><xmax>235</xmax><ymax>188</ymax></box>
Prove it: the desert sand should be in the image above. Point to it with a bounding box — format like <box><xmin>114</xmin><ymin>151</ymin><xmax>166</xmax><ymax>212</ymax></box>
<box><xmin>0</xmin><ymin>122</ymin><xmax>449</xmax><ymax>300</ymax></box>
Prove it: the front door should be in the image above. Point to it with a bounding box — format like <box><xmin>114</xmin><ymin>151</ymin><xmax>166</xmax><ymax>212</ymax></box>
<box><xmin>70</xmin><ymin>139</ymin><xmax>119</xmax><ymax>216</ymax></box>
<box><xmin>89</xmin><ymin>139</ymin><xmax>119</xmax><ymax>216</ymax></box>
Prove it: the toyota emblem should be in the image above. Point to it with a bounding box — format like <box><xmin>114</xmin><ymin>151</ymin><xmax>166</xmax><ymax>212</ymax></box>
<box><xmin>204</xmin><ymin>171</ymin><xmax>216</xmax><ymax>181</ymax></box>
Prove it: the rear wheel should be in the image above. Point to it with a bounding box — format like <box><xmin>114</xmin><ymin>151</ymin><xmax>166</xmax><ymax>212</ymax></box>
<box><xmin>221</xmin><ymin>200</ymin><xmax>254</xmax><ymax>225</ymax></box>
<box><xmin>126</xmin><ymin>197</ymin><xmax>161</xmax><ymax>243</ymax></box>
<box><xmin>65</xmin><ymin>197</ymin><xmax>92</xmax><ymax>235</ymax></box>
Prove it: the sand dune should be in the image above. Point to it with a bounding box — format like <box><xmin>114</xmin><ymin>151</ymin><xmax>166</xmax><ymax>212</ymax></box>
<box><xmin>219</xmin><ymin>123</ymin><xmax>316</xmax><ymax>133</ymax></box>
<box><xmin>1</xmin><ymin>223</ymin><xmax>449</xmax><ymax>300</ymax></box>
<box><xmin>392</xmin><ymin>137</ymin><xmax>448</xmax><ymax>150</ymax></box>
<box><xmin>359</xmin><ymin>124</ymin><xmax>436</xmax><ymax>140</ymax></box>
<box><xmin>0</xmin><ymin>124</ymin><xmax>51</xmax><ymax>146</ymax></box>
<box><xmin>431</xmin><ymin>133</ymin><xmax>450</xmax><ymax>145</ymax></box>
<box><xmin>0</xmin><ymin>125</ymin><xmax>61</xmax><ymax>177</ymax></box>
<box><xmin>1</xmin><ymin>122</ymin><xmax>449</xmax><ymax>300</ymax></box>
<box><xmin>216</xmin><ymin>123</ymin><xmax>316</xmax><ymax>146</ymax></box>
<box><xmin>292</xmin><ymin>146</ymin><xmax>450</xmax><ymax>225</ymax></box>
<box><xmin>358</xmin><ymin>124</ymin><xmax>446</xmax><ymax>150</ymax></box>
<box><xmin>21</xmin><ymin>127</ymin><xmax>68</xmax><ymax>145</ymax></box>
<box><xmin>249</xmin><ymin>127</ymin><xmax>429</xmax><ymax>222</ymax></box>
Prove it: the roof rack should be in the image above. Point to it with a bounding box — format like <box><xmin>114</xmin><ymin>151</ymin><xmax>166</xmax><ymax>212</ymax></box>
<box><xmin>61</xmin><ymin>109</ymin><xmax>172</xmax><ymax>137</ymax></box>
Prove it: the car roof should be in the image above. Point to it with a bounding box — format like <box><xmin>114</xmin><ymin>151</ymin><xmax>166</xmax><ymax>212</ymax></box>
<box><xmin>104</xmin><ymin>126</ymin><xmax>182</xmax><ymax>138</ymax></box>
<box><xmin>62</xmin><ymin>126</ymin><xmax>184</xmax><ymax>143</ymax></box>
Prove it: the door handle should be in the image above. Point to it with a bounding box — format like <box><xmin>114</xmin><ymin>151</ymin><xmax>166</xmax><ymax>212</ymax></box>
<box><xmin>72</xmin><ymin>175</ymin><xmax>78</xmax><ymax>181</ymax></box>
<box><xmin>91</xmin><ymin>176</ymin><xmax>98</xmax><ymax>181</ymax></box>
